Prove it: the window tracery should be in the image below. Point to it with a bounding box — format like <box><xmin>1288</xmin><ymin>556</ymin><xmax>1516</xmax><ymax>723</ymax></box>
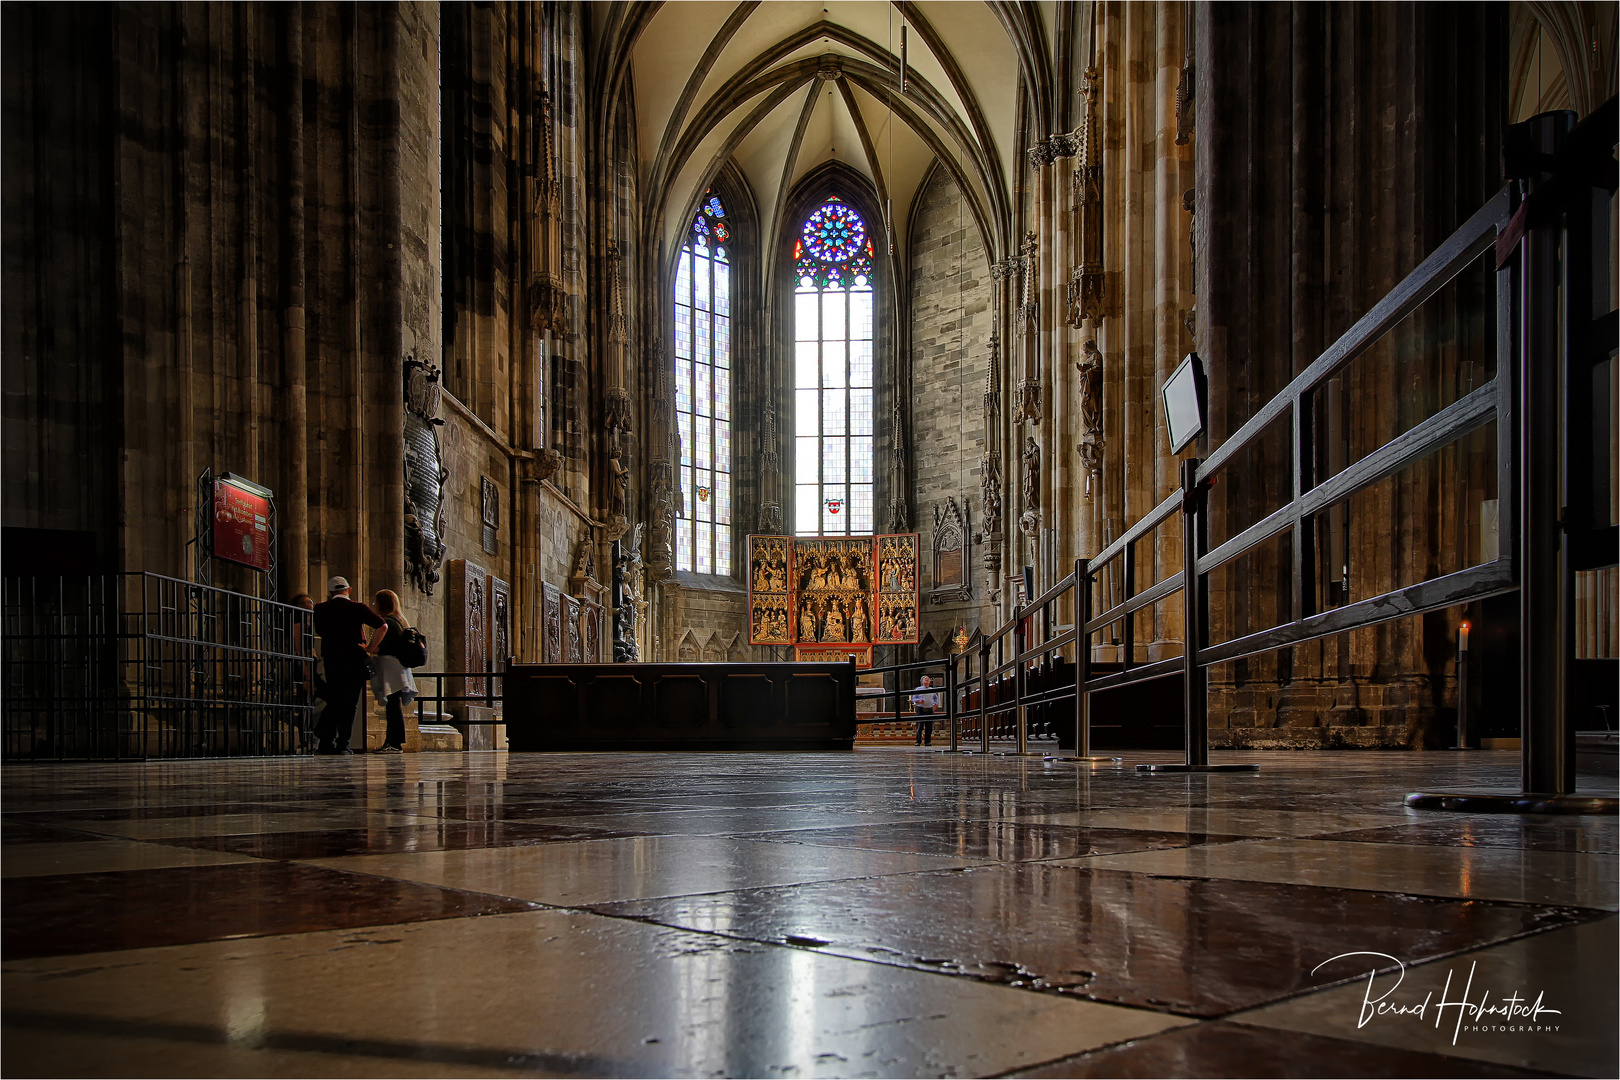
<box><xmin>674</xmin><ymin>190</ymin><xmax>732</xmax><ymax>574</ymax></box>
<box><xmin>794</xmin><ymin>197</ymin><xmax>874</xmax><ymax>536</ymax></box>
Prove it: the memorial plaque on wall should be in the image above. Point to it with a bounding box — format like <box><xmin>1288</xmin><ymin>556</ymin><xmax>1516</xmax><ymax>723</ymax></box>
<box><xmin>582</xmin><ymin>600</ymin><xmax>601</xmax><ymax>663</ymax></box>
<box><xmin>562</xmin><ymin>593</ymin><xmax>583</xmax><ymax>663</ymax></box>
<box><xmin>541</xmin><ymin>582</ymin><xmax>563</xmax><ymax>663</ymax></box>
<box><xmin>747</xmin><ymin>535</ymin><xmax>792</xmax><ymax>645</ymax></box>
<box><xmin>447</xmin><ymin>559</ymin><xmax>489</xmax><ymax>698</ymax></box>
<box><xmin>792</xmin><ymin>537</ymin><xmax>875</xmax><ymax>646</ymax></box>
<box><xmin>874</xmin><ymin>533</ymin><xmax>921</xmax><ymax>644</ymax></box>
<box><xmin>212</xmin><ymin>474</ymin><xmax>273</xmax><ymax>572</ymax></box>
<box><xmin>488</xmin><ymin>576</ymin><xmax>511</xmax><ymax>669</ymax></box>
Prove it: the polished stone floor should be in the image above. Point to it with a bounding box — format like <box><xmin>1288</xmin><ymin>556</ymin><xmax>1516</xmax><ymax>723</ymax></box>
<box><xmin>2</xmin><ymin>749</ymin><xmax>1615</xmax><ymax>1078</ymax></box>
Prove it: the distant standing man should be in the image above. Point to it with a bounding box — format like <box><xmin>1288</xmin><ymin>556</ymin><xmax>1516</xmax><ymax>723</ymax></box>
<box><xmin>911</xmin><ymin>674</ymin><xmax>941</xmax><ymax>747</ymax></box>
<box><xmin>312</xmin><ymin>576</ymin><xmax>386</xmax><ymax>754</ymax></box>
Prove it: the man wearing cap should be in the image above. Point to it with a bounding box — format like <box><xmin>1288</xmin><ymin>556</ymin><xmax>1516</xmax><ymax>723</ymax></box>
<box><xmin>311</xmin><ymin>576</ymin><xmax>387</xmax><ymax>754</ymax></box>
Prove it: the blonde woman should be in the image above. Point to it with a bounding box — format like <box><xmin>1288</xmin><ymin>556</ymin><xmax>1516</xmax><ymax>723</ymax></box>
<box><xmin>367</xmin><ymin>590</ymin><xmax>418</xmax><ymax>753</ymax></box>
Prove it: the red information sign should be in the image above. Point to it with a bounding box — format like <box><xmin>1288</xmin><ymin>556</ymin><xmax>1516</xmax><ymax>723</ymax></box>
<box><xmin>212</xmin><ymin>475</ymin><xmax>272</xmax><ymax>572</ymax></box>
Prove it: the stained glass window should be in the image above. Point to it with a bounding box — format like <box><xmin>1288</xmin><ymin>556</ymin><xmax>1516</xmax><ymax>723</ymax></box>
<box><xmin>794</xmin><ymin>197</ymin><xmax>874</xmax><ymax>535</ymax></box>
<box><xmin>675</xmin><ymin>190</ymin><xmax>731</xmax><ymax>574</ymax></box>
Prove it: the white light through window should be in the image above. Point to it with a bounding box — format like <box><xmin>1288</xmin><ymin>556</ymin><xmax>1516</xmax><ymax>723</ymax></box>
<box><xmin>674</xmin><ymin>191</ymin><xmax>732</xmax><ymax>574</ymax></box>
<box><xmin>793</xmin><ymin>197</ymin><xmax>874</xmax><ymax>536</ymax></box>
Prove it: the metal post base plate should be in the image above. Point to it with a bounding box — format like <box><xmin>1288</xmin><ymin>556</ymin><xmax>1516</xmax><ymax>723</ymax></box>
<box><xmin>1054</xmin><ymin>756</ymin><xmax>1124</xmax><ymax>763</ymax></box>
<box><xmin>1405</xmin><ymin>792</ymin><xmax>1618</xmax><ymax>815</ymax></box>
<box><xmin>1136</xmin><ymin>763</ymin><xmax>1261</xmax><ymax>773</ymax></box>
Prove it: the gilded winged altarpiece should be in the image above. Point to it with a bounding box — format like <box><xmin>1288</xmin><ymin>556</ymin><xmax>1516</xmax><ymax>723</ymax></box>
<box><xmin>747</xmin><ymin>534</ymin><xmax>921</xmax><ymax>659</ymax></box>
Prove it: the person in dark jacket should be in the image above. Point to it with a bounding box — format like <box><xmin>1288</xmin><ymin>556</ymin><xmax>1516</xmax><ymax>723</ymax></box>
<box><xmin>311</xmin><ymin>576</ymin><xmax>385</xmax><ymax>754</ymax></box>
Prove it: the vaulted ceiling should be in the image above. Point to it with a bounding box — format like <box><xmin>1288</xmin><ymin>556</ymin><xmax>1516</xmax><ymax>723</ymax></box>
<box><xmin>592</xmin><ymin>2</ymin><xmax>1058</xmax><ymax>269</ymax></box>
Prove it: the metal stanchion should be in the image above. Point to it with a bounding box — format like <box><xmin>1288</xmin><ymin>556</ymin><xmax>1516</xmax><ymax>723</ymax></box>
<box><xmin>947</xmin><ymin>652</ymin><xmax>959</xmax><ymax>751</ymax></box>
<box><xmin>1141</xmin><ymin>458</ymin><xmax>1257</xmax><ymax>774</ymax></box>
<box><xmin>1060</xmin><ymin>556</ymin><xmax>1119</xmax><ymax>764</ymax></box>
<box><xmin>1013</xmin><ymin>606</ymin><xmax>1027</xmax><ymax>755</ymax></box>
<box><xmin>1407</xmin><ymin>111</ymin><xmax>1614</xmax><ymax>815</ymax></box>
<box><xmin>972</xmin><ymin>641</ymin><xmax>984</xmax><ymax>751</ymax></box>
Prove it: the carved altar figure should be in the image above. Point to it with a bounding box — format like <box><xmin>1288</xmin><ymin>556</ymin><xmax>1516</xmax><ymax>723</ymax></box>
<box><xmin>824</xmin><ymin>602</ymin><xmax>845</xmax><ymax>642</ymax></box>
<box><xmin>850</xmin><ymin>599</ymin><xmax>868</xmax><ymax>642</ymax></box>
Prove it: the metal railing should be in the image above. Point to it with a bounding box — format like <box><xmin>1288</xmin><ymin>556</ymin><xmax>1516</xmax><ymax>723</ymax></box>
<box><xmin>865</xmin><ymin>107</ymin><xmax>1612</xmax><ymax>789</ymax></box>
<box><xmin>2</xmin><ymin>573</ymin><xmax>314</xmax><ymax>760</ymax></box>
<box><xmin>410</xmin><ymin>668</ymin><xmax>505</xmax><ymax>728</ymax></box>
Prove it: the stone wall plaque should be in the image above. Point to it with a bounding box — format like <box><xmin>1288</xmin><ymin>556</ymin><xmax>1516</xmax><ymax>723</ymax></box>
<box><xmin>562</xmin><ymin>593</ymin><xmax>583</xmax><ymax>663</ymax></box>
<box><xmin>480</xmin><ymin>476</ymin><xmax>499</xmax><ymax>555</ymax></box>
<box><xmin>930</xmin><ymin>498</ymin><xmax>973</xmax><ymax>604</ymax></box>
<box><xmin>446</xmin><ymin>559</ymin><xmax>489</xmax><ymax>702</ymax></box>
<box><xmin>542</xmin><ymin>582</ymin><xmax>563</xmax><ymax>663</ymax></box>
<box><xmin>582</xmin><ymin>599</ymin><xmax>601</xmax><ymax>663</ymax></box>
<box><xmin>489</xmin><ymin>575</ymin><xmax>511</xmax><ymax>668</ymax></box>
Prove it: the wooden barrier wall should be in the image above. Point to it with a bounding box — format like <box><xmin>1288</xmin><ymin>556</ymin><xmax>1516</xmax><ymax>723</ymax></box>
<box><xmin>505</xmin><ymin>661</ymin><xmax>859</xmax><ymax>751</ymax></box>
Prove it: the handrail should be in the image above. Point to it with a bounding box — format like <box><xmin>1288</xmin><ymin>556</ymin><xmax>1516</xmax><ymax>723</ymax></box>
<box><xmin>854</xmin><ymin>179</ymin><xmax>1526</xmax><ymax>773</ymax></box>
<box><xmin>1196</xmin><ymin>187</ymin><xmax>1511</xmax><ymax>481</ymax></box>
<box><xmin>1089</xmin><ymin>489</ymin><xmax>1181</xmax><ymax>568</ymax></box>
<box><xmin>1026</xmin><ymin>572</ymin><xmax>1076</xmax><ymax>611</ymax></box>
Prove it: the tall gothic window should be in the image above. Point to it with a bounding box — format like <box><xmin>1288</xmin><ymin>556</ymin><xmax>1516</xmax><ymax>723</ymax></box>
<box><xmin>674</xmin><ymin>191</ymin><xmax>732</xmax><ymax>574</ymax></box>
<box><xmin>794</xmin><ymin>197</ymin><xmax>874</xmax><ymax>536</ymax></box>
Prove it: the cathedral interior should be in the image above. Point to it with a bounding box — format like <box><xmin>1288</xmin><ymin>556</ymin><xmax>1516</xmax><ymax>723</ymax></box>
<box><xmin>2</xmin><ymin>2</ymin><xmax>1618</xmax><ymax>1077</ymax></box>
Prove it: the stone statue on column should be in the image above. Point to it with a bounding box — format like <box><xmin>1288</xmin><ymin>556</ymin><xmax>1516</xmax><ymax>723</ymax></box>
<box><xmin>1076</xmin><ymin>337</ymin><xmax>1105</xmax><ymax>497</ymax></box>
<box><xmin>1018</xmin><ymin>435</ymin><xmax>1041</xmax><ymax>538</ymax></box>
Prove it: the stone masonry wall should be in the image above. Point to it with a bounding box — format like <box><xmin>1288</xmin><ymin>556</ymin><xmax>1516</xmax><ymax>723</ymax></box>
<box><xmin>908</xmin><ymin>166</ymin><xmax>998</xmax><ymax>652</ymax></box>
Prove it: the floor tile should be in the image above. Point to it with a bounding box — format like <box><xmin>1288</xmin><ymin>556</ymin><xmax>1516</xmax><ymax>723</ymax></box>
<box><xmin>2</xmin><ymin>839</ymin><xmax>262</xmax><ymax>878</ymax></box>
<box><xmin>1313</xmin><ymin>817</ymin><xmax>1619</xmax><ymax>854</ymax></box>
<box><xmin>158</xmin><ymin>820</ymin><xmax>646</xmax><ymax>859</ymax></box>
<box><xmin>49</xmin><ymin>810</ymin><xmax>439</xmax><ymax>840</ymax></box>
<box><xmin>2</xmin><ymin>862</ymin><xmax>540</xmax><ymax>959</ymax></box>
<box><xmin>1239</xmin><ymin>916</ymin><xmax>1620</xmax><ymax>1077</ymax></box>
<box><xmin>15</xmin><ymin>802</ymin><xmax>316</xmax><ymax>822</ymax></box>
<box><xmin>1064</xmin><ymin>838</ymin><xmax>1620</xmax><ymax>910</ymax></box>
<box><xmin>737</xmin><ymin>820</ymin><xmax>1248</xmax><ymax>862</ymax></box>
<box><xmin>0</xmin><ymin>1024</ymin><xmax>518</xmax><ymax>1079</ymax></box>
<box><xmin>595</xmin><ymin>863</ymin><xmax>1591</xmax><ymax>1017</ymax></box>
<box><xmin>531</xmin><ymin>807</ymin><xmax>932</xmax><ymax>837</ymax></box>
<box><xmin>1011</xmin><ymin>807</ymin><xmax>1413</xmax><ymax>836</ymax></box>
<box><xmin>304</xmin><ymin>833</ymin><xmax>986</xmax><ymax>907</ymax></box>
<box><xmin>1</xmin><ymin>910</ymin><xmax>1188</xmax><ymax>1079</ymax></box>
<box><xmin>1</xmin><ymin>819</ymin><xmax>105</xmax><ymax>845</ymax></box>
<box><xmin>1010</xmin><ymin>1020</ymin><xmax>1551</xmax><ymax>1078</ymax></box>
